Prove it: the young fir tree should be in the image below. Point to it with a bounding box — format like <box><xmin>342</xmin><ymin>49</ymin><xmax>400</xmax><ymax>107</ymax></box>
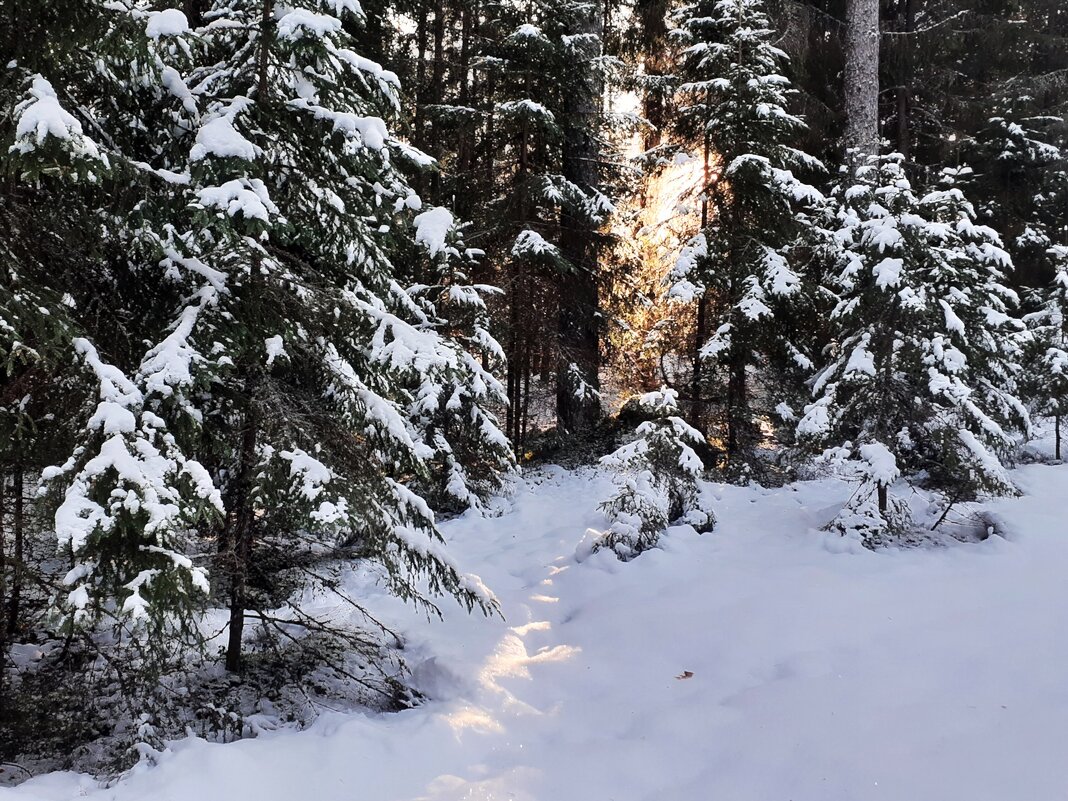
<box><xmin>149</xmin><ymin>0</ymin><xmax>505</xmax><ymax>672</ymax></box>
<box><xmin>667</xmin><ymin>0</ymin><xmax>825</xmax><ymax>477</ymax></box>
<box><xmin>0</xmin><ymin>2</ymin><xmax>509</xmax><ymax>725</ymax></box>
<box><xmin>798</xmin><ymin>156</ymin><xmax>1030</xmax><ymax>542</ymax></box>
<box><xmin>590</xmin><ymin>388</ymin><xmax>711</xmax><ymax>561</ymax></box>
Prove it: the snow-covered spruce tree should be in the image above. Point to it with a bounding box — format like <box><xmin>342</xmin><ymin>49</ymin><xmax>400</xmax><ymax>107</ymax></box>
<box><xmin>592</xmin><ymin>388</ymin><xmax>712</xmax><ymax>560</ymax></box>
<box><xmin>668</xmin><ymin>0</ymin><xmax>825</xmax><ymax>476</ymax></box>
<box><xmin>552</xmin><ymin>0</ymin><xmax>606</xmax><ymax>436</ymax></box>
<box><xmin>798</xmin><ymin>156</ymin><xmax>1030</xmax><ymax>542</ymax></box>
<box><xmin>0</xmin><ymin>76</ymin><xmax>87</xmax><ymax>694</ymax></box>
<box><xmin>407</xmin><ymin>206</ymin><xmax>514</xmax><ymax>512</ymax></box>
<box><xmin>176</xmin><ymin>0</ymin><xmax>499</xmax><ymax>673</ymax></box>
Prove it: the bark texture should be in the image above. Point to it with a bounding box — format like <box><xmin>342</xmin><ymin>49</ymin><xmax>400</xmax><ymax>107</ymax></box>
<box><xmin>844</xmin><ymin>0</ymin><xmax>881</xmax><ymax>162</ymax></box>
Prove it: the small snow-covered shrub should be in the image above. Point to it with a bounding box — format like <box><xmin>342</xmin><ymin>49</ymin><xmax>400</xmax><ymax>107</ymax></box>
<box><xmin>825</xmin><ymin>442</ymin><xmax>910</xmax><ymax>546</ymax></box>
<box><xmin>829</xmin><ymin>485</ymin><xmax>912</xmax><ymax>547</ymax></box>
<box><xmin>594</xmin><ymin>390</ymin><xmax>713</xmax><ymax>560</ymax></box>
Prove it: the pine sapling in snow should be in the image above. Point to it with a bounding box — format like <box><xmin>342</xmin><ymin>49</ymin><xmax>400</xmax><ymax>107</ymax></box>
<box><xmin>823</xmin><ymin>442</ymin><xmax>910</xmax><ymax>546</ymax></box>
<box><xmin>592</xmin><ymin>389</ymin><xmax>712</xmax><ymax>560</ymax></box>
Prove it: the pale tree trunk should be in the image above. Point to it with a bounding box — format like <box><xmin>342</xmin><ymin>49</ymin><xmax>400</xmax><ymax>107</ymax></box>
<box><xmin>556</xmin><ymin>2</ymin><xmax>604</xmax><ymax>434</ymax></box>
<box><xmin>844</xmin><ymin>0</ymin><xmax>881</xmax><ymax>165</ymax></box>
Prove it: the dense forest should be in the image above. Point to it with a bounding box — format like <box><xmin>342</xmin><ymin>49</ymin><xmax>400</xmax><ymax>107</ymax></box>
<box><xmin>0</xmin><ymin>0</ymin><xmax>1066</xmax><ymax>782</ymax></box>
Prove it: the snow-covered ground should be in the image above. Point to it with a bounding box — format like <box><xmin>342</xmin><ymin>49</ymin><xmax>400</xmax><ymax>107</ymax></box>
<box><xmin>7</xmin><ymin>457</ymin><xmax>1068</xmax><ymax>801</ymax></box>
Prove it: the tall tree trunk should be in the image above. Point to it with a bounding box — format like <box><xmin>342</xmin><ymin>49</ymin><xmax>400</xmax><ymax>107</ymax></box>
<box><xmin>427</xmin><ymin>2</ymin><xmax>447</xmax><ymax>200</ymax></box>
<box><xmin>0</xmin><ymin>473</ymin><xmax>7</xmax><ymax>693</ymax></box>
<box><xmin>257</xmin><ymin>0</ymin><xmax>273</xmax><ymax>99</ymax></box>
<box><xmin>556</xmin><ymin>2</ymin><xmax>604</xmax><ymax>434</ymax></box>
<box><xmin>454</xmin><ymin>1</ymin><xmax>475</xmax><ymax>218</ymax></box>
<box><xmin>844</xmin><ymin>0</ymin><xmax>881</xmax><ymax>164</ymax></box>
<box><xmin>7</xmin><ymin>468</ymin><xmax>22</xmax><ymax>638</ymax></box>
<box><xmin>726</xmin><ymin>358</ymin><xmax>748</xmax><ymax>459</ymax></box>
<box><xmin>521</xmin><ymin>341</ymin><xmax>533</xmax><ymax>448</ymax></box>
<box><xmin>507</xmin><ymin>112</ymin><xmax>532</xmax><ymax>454</ymax></box>
<box><xmin>413</xmin><ymin>0</ymin><xmax>430</xmax><ymax>156</ymax></box>
<box><xmin>225</xmin><ymin>405</ymin><xmax>258</xmax><ymax>674</ymax></box>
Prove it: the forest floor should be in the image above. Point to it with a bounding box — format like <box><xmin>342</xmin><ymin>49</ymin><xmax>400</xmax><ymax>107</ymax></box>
<box><xmin>7</xmin><ymin>443</ymin><xmax>1068</xmax><ymax>801</ymax></box>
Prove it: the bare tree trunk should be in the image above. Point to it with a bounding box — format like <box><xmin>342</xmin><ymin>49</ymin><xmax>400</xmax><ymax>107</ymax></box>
<box><xmin>637</xmin><ymin>0</ymin><xmax>671</xmax><ymax>153</ymax></box>
<box><xmin>506</xmin><ymin>266</ymin><xmax>526</xmax><ymax>453</ymax></box>
<box><xmin>428</xmin><ymin>2</ymin><xmax>447</xmax><ymax>200</ymax></box>
<box><xmin>411</xmin><ymin>0</ymin><xmax>431</xmax><ymax>199</ymax></box>
<box><xmin>521</xmin><ymin>342</ymin><xmax>532</xmax><ymax>449</ymax></box>
<box><xmin>454</xmin><ymin>2</ymin><xmax>475</xmax><ymax>218</ymax></box>
<box><xmin>225</xmin><ymin>408</ymin><xmax>258</xmax><ymax>674</ymax></box>
<box><xmin>506</xmin><ymin>107</ymin><xmax>532</xmax><ymax>454</ymax></box>
<box><xmin>7</xmin><ymin>468</ymin><xmax>22</xmax><ymax>639</ymax></box>
<box><xmin>556</xmin><ymin>2</ymin><xmax>604</xmax><ymax>434</ymax></box>
<box><xmin>690</xmin><ymin>295</ymin><xmax>708</xmax><ymax>431</ymax></box>
<box><xmin>726</xmin><ymin>359</ymin><xmax>749</xmax><ymax>460</ymax></box>
<box><xmin>257</xmin><ymin>0</ymin><xmax>273</xmax><ymax>99</ymax></box>
<box><xmin>844</xmin><ymin>0</ymin><xmax>881</xmax><ymax>164</ymax></box>
<box><xmin>0</xmin><ymin>473</ymin><xmax>7</xmax><ymax>693</ymax></box>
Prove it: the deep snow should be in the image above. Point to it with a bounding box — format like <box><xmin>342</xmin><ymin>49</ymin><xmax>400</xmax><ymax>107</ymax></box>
<box><xmin>7</xmin><ymin>458</ymin><xmax>1068</xmax><ymax>801</ymax></box>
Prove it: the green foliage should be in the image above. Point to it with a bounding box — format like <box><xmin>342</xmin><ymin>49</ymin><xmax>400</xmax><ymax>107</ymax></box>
<box><xmin>800</xmin><ymin>156</ymin><xmax>1029</xmax><ymax>533</ymax></box>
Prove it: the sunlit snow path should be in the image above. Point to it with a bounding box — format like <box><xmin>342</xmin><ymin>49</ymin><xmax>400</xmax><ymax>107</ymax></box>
<box><xmin>9</xmin><ymin>461</ymin><xmax>1068</xmax><ymax>801</ymax></box>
